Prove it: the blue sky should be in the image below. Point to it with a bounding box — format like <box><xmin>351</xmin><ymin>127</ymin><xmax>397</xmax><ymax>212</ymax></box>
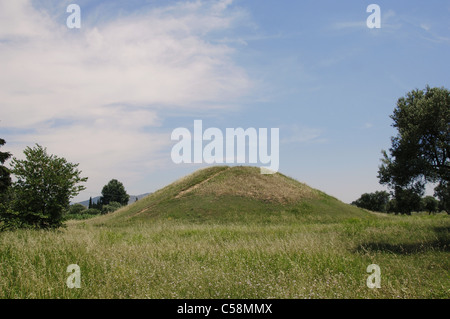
<box><xmin>0</xmin><ymin>0</ymin><xmax>449</xmax><ymax>203</ymax></box>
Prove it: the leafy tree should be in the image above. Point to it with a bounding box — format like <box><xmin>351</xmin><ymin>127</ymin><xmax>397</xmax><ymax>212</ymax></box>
<box><xmin>1</xmin><ymin>144</ymin><xmax>87</xmax><ymax>229</ymax></box>
<box><xmin>378</xmin><ymin>86</ymin><xmax>450</xmax><ymax>214</ymax></box>
<box><xmin>100</xmin><ymin>179</ymin><xmax>129</xmax><ymax>206</ymax></box>
<box><xmin>421</xmin><ymin>196</ymin><xmax>439</xmax><ymax>214</ymax></box>
<box><xmin>88</xmin><ymin>197</ymin><xmax>93</xmax><ymax>209</ymax></box>
<box><xmin>351</xmin><ymin>191</ymin><xmax>390</xmax><ymax>212</ymax></box>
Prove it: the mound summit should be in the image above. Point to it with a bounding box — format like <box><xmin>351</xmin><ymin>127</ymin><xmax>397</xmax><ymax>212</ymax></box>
<box><xmin>97</xmin><ymin>166</ymin><xmax>369</xmax><ymax>224</ymax></box>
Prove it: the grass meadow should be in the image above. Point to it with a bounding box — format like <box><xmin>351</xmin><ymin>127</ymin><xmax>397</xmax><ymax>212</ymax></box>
<box><xmin>0</xmin><ymin>211</ymin><xmax>448</xmax><ymax>299</ymax></box>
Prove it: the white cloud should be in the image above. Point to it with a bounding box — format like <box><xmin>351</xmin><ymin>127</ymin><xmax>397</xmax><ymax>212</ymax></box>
<box><xmin>0</xmin><ymin>0</ymin><xmax>252</xmax><ymax>199</ymax></box>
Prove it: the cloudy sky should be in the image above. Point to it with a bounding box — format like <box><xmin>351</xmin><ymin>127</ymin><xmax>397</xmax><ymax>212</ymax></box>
<box><xmin>1</xmin><ymin>0</ymin><xmax>449</xmax><ymax>203</ymax></box>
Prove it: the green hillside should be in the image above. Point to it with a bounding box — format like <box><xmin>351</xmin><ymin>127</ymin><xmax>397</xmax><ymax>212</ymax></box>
<box><xmin>95</xmin><ymin>165</ymin><xmax>371</xmax><ymax>225</ymax></box>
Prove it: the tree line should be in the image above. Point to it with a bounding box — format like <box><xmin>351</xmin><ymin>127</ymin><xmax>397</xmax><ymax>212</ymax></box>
<box><xmin>352</xmin><ymin>85</ymin><xmax>449</xmax><ymax>215</ymax></box>
<box><xmin>0</xmin><ymin>142</ymin><xmax>130</xmax><ymax>230</ymax></box>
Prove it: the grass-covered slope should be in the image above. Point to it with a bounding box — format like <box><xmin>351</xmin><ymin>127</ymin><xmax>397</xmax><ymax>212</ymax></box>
<box><xmin>96</xmin><ymin>166</ymin><xmax>371</xmax><ymax>225</ymax></box>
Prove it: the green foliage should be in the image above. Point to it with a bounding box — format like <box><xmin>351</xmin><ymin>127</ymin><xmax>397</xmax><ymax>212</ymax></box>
<box><xmin>64</xmin><ymin>208</ymin><xmax>101</xmax><ymax>221</ymax></box>
<box><xmin>84</xmin><ymin>208</ymin><xmax>101</xmax><ymax>215</ymax></box>
<box><xmin>378</xmin><ymin>85</ymin><xmax>450</xmax><ymax>214</ymax></box>
<box><xmin>2</xmin><ymin>144</ymin><xmax>87</xmax><ymax>229</ymax></box>
<box><xmin>100</xmin><ymin>179</ymin><xmax>129</xmax><ymax>206</ymax></box>
<box><xmin>351</xmin><ymin>191</ymin><xmax>390</xmax><ymax>212</ymax></box>
<box><xmin>101</xmin><ymin>201</ymin><xmax>122</xmax><ymax>214</ymax></box>
<box><xmin>67</xmin><ymin>203</ymin><xmax>86</xmax><ymax>215</ymax></box>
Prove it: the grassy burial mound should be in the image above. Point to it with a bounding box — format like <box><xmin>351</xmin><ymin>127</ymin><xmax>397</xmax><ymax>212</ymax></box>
<box><xmin>97</xmin><ymin>165</ymin><xmax>371</xmax><ymax>225</ymax></box>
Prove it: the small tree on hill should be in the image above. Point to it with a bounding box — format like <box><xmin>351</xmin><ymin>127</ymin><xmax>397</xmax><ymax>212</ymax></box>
<box><xmin>100</xmin><ymin>179</ymin><xmax>129</xmax><ymax>206</ymax></box>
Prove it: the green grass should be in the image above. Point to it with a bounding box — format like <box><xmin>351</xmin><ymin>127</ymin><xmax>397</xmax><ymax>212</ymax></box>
<box><xmin>0</xmin><ymin>213</ymin><xmax>448</xmax><ymax>298</ymax></box>
<box><xmin>0</xmin><ymin>166</ymin><xmax>448</xmax><ymax>299</ymax></box>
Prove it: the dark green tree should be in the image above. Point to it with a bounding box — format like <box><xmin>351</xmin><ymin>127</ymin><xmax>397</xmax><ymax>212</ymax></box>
<box><xmin>88</xmin><ymin>197</ymin><xmax>93</xmax><ymax>209</ymax></box>
<box><xmin>351</xmin><ymin>191</ymin><xmax>390</xmax><ymax>212</ymax></box>
<box><xmin>1</xmin><ymin>144</ymin><xmax>87</xmax><ymax>229</ymax></box>
<box><xmin>100</xmin><ymin>179</ymin><xmax>129</xmax><ymax>206</ymax></box>
<box><xmin>378</xmin><ymin>86</ymin><xmax>450</xmax><ymax>214</ymax></box>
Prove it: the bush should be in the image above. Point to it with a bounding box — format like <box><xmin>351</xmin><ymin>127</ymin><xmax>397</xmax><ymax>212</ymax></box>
<box><xmin>101</xmin><ymin>202</ymin><xmax>122</xmax><ymax>214</ymax></box>
<box><xmin>68</xmin><ymin>203</ymin><xmax>87</xmax><ymax>215</ymax></box>
<box><xmin>63</xmin><ymin>208</ymin><xmax>101</xmax><ymax>221</ymax></box>
<box><xmin>83</xmin><ymin>208</ymin><xmax>101</xmax><ymax>215</ymax></box>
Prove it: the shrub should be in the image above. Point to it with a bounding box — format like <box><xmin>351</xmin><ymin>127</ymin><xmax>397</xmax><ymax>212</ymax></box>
<box><xmin>83</xmin><ymin>208</ymin><xmax>101</xmax><ymax>215</ymax></box>
<box><xmin>101</xmin><ymin>201</ymin><xmax>122</xmax><ymax>214</ymax></box>
<box><xmin>68</xmin><ymin>203</ymin><xmax>87</xmax><ymax>215</ymax></box>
